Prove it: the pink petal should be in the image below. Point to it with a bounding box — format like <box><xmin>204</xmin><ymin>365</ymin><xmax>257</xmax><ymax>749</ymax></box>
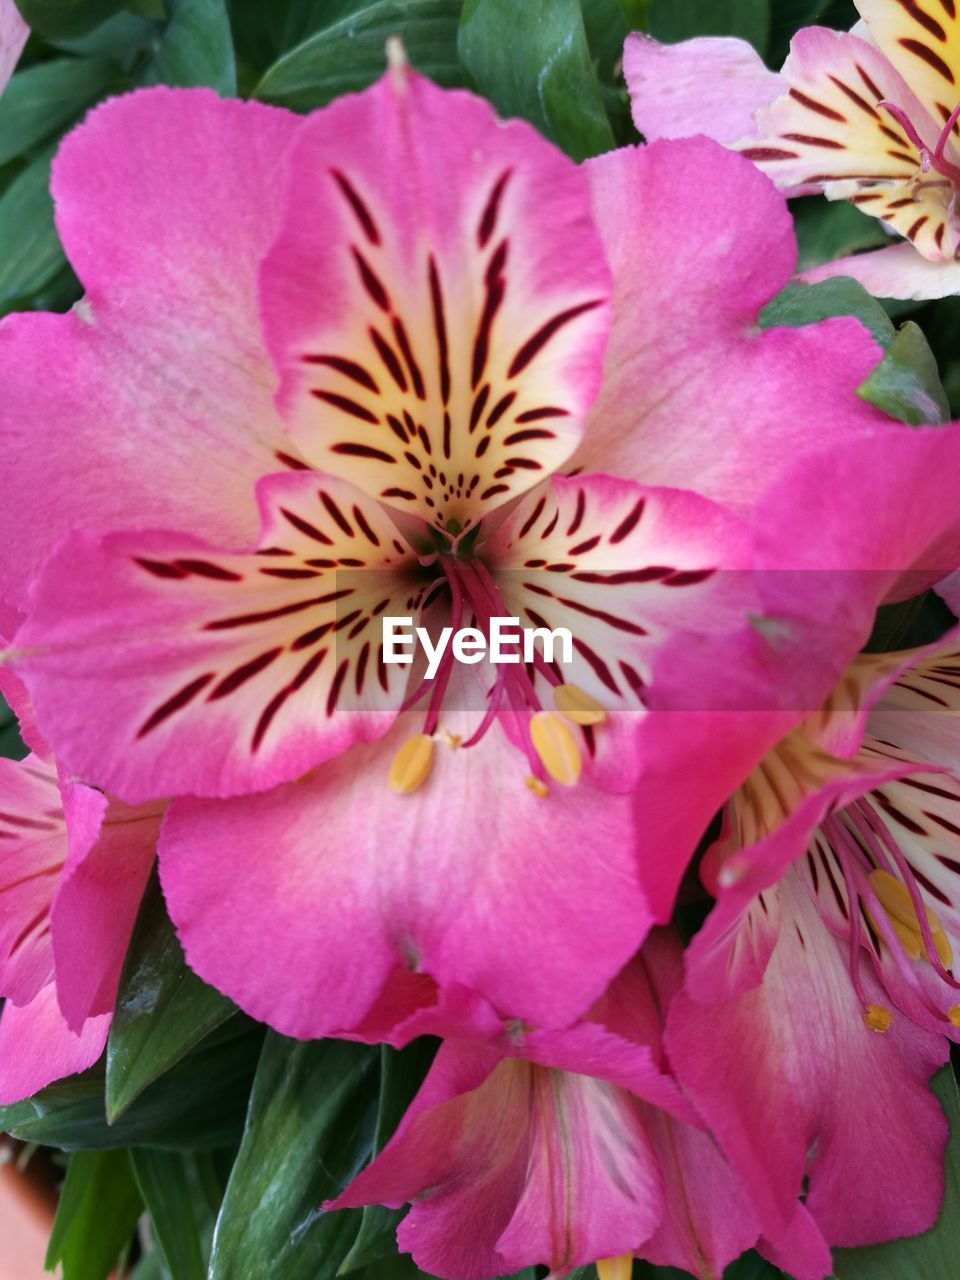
<box><xmin>0</xmin><ymin>0</ymin><xmax>27</xmax><ymax>97</ymax></box>
<box><xmin>14</xmin><ymin>471</ymin><xmax>420</xmax><ymax>801</ymax></box>
<box><xmin>0</xmin><ymin>88</ymin><xmax>302</xmax><ymax>612</ymax></box>
<box><xmin>0</xmin><ymin>983</ymin><xmax>109</xmax><ymax>1105</ymax></box>
<box><xmin>260</xmin><ymin>65</ymin><xmax>610</xmax><ymax>532</ymax></box>
<box><xmin>0</xmin><ymin>755</ymin><xmax>66</xmax><ymax>1005</ymax></box>
<box><xmin>668</xmin><ymin>877</ymin><xmax>950</xmax><ymax>1254</ymax></box>
<box><xmin>623</xmin><ymin>33</ymin><xmax>783</xmax><ymax>144</ymax></box>
<box><xmin>573</xmin><ymin>139</ymin><xmax>888</xmax><ymax>513</ymax></box>
<box><xmin>51</xmin><ymin>783</ymin><xmax>160</xmax><ymax>1029</ymax></box>
<box><xmin>159</xmin><ymin>716</ymin><xmax>654</xmax><ymax>1037</ymax></box>
<box><xmin>801</xmin><ymin>241</ymin><xmax>960</xmax><ymax>301</ymax></box>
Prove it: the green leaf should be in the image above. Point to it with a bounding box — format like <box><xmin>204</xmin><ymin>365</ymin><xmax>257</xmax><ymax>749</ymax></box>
<box><xmin>13</xmin><ymin>0</ymin><xmax>128</xmax><ymax>38</ymax></box>
<box><xmin>459</xmin><ymin>0</ymin><xmax>615</xmax><ymax>160</ymax></box>
<box><xmin>760</xmin><ymin>278</ymin><xmax>949</xmax><ymax>427</ymax></box>
<box><xmin>0</xmin><ymin>57</ymin><xmax>116</xmax><ymax>167</ymax></box>
<box><xmin>1</xmin><ymin>1018</ymin><xmax>263</xmax><ymax>1150</ymax></box>
<box><xmin>0</xmin><ymin>694</ymin><xmax>28</xmax><ymax>760</ymax></box>
<box><xmin>0</xmin><ymin>147</ymin><xmax>66</xmax><ymax>315</ymax></box>
<box><xmin>130</xmin><ymin>1148</ymin><xmax>207</xmax><ymax>1280</ymax></box>
<box><xmin>339</xmin><ymin>1038</ymin><xmax>437</xmax><ymax>1272</ymax></box>
<box><xmin>140</xmin><ymin>0</ymin><xmax>237</xmax><ymax>93</ymax></box>
<box><xmin>857</xmin><ymin>320</ymin><xmax>949</xmax><ymax>425</ymax></box>
<box><xmin>759</xmin><ymin>277</ymin><xmax>895</xmax><ymax>347</ymax></box>
<box><xmin>832</xmin><ymin>1065</ymin><xmax>960</xmax><ymax>1278</ymax></box>
<box><xmin>648</xmin><ymin>0</ymin><xmax>770</xmax><ymax>55</ymax></box>
<box><xmin>209</xmin><ymin>1035</ymin><xmax>379</xmax><ymax>1280</ymax></box>
<box><xmin>45</xmin><ymin>1149</ymin><xmax>143</xmax><ymax>1280</ymax></box>
<box><xmin>255</xmin><ymin>0</ymin><xmax>461</xmax><ymax>111</ymax></box>
<box><xmin>106</xmin><ymin>874</ymin><xmax>236</xmax><ymax>1122</ymax></box>
<box><xmin>792</xmin><ymin>199</ymin><xmax>889</xmax><ymax>274</ymax></box>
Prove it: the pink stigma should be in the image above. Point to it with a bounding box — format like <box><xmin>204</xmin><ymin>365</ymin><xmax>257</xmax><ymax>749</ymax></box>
<box><xmin>878</xmin><ymin>98</ymin><xmax>960</xmax><ymax>186</ymax></box>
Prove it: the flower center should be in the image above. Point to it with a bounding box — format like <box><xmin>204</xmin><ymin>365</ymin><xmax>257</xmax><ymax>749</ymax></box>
<box><xmin>387</xmin><ymin>532</ymin><xmax>605</xmax><ymax>796</ymax></box>
<box><xmin>878</xmin><ymin>97</ymin><xmax>960</xmax><ymax>187</ymax></box>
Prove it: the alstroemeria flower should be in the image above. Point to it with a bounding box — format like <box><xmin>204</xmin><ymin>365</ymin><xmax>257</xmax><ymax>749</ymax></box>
<box><xmin>2</xmin><ymin>69</ymin><xmax>953</xmax><ymax>1039</ymax></box>
<box><xmin>625</xmin><ymin>3</ymin><xmax>960</xmax><ymax>300</ymax></box>
<box><xmin>0</xmin><ymin>646</ymin><xmax>159</xmax><ymax>1103</ymax></box>
<box><xmin>326</xmin><ymin>934</ymin><xmax>782</xmax><ymax>1280</ymax></box>
<box><xmin>0</xmin><ymin>0</ymin><xmax>27</xmax><ymax>98</ymax></box>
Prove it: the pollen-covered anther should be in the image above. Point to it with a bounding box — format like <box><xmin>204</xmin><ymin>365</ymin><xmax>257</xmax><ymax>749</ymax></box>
<box><xmin>867</xmin><ymin>869</ymin><xmax>953</xmax><ymax>969</ymax></box>
<box><xmin>554</xmin><ymin>682</ymin><xmax>606</xmax><ymax>727</ymax></box>
<box><xmin>948</xmin><ymin>1006</ymin><xmax>960</xmax><ymax>1029</ymax></box>
<box><xmin>388</xmin><ymin>733</ymin><xmax>435</xmax><ymax>794</ymax></box>
<box><xmin>529</xmin><ymin>711</ymin><xmax>581</xmax><ymax>787</ymax></box>
<box><xmin>863</xmin><ymin>1003</ymin><xmax>893</xmax><ymax>1033</ymax></box>
<box><xmin>525</xmin><ymin>774</ymin><xmax>549</xmax><ymax>799</ymax></box>
<box><xmin>596</xmin><ymin>1256</ymin><xmax>634</xmax><ymax>1280</ymax></box>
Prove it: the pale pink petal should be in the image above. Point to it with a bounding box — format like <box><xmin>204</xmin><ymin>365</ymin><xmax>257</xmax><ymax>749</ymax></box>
<box><xmin>0</xmin><ymin>984</ymin><xmax>109</xmax><ymax>1105</ymax></box>
<box><xmin>260</xmin><ymin>65</ymin><xmax>610</xmax><ymax>532</ymax></box>
<box><xmin>623</xmin><ymin>33</ymin><xmax>783</xmax><ymax>144</ymax></box>
<box><xmin>0</xmin><ymin>0</ymin><xmax>27</xmax><ymax>97</ymax></box>
<box><xmin>801</xmin><ymin>241</ymin><xmax>960</xmax><ymax>300</ymax></box>
<box><xmin>14</xmin><ymin>472</ymin><xmax>420</xmax><ymax>801</ymax></box>
<box><xmin>0</xmin><ymin>89</ymin><xmax>303</xmax><ymax>612</ymax></box>
<box><xmin>51</xmin><ymin>784</ymin><xmax>160</xmax><ymax>1029</ymax></box>
<box><xmin>668</xmin><ymin>877</ymin><xmax>949</xmax><ymax>1254</ymax></box>
<box><xmin>159</xmin><ymin>715</ymin><xmax>654</xmax><ymax>1037</ymax></box>
<box><xmin>573</xmin><ymin>138</ymin><xmax>888</xmax><ymax>513</ymax></box>
<box><xmin>0</xmin><ymin>756</ymin><xmax>66</xmax><ymax>1004</ymax></box>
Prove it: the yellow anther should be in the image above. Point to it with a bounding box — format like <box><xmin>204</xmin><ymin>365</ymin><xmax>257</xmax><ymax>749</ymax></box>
<box><xmin>867</xmin><ymin>869</ymin><xmax>953</xmax><ymax>968</ymax></box>
<box><xmin>525</xmin><ymin>774</ymin><xmax>549</xmax><ymax>798</ymax></box>
<box><xmin>388</xmin><ymin>733</ymin><xmax>434</xmax><ymax>794</ymax></box>
<box><xmin>596</xmin><ymin>1257</ymin><xmax>634</xmax><ymax>1280</ymax></box>
<box><xmin>949</xmin><ymin>1005</ymin><xmax>960</xmax><ymax>1028</ymax></box>
<box><xmin>864</xmin><ymin>1003</ymin><xmax>893</xmax><ymax>1033</ymax></box>
<box><xmin>529</xmin><ymin>711</ymin><xmax>581</xmax><ymax>787</ymax></box>
<box><xmin>554</xmin><ymin>683</ymin><xmax>606</xmax><ymax>726</ymax></box>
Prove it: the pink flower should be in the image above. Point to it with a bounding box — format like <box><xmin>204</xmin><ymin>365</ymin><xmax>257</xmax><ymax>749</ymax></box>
<box><xmin>625</xmin><ymin>3</ymin><xmax>960</xmax><ymax>300</ymax></box>
<box><xmin>0</xmin><ymin>647</ymin><xmax>159</xmax><ymax>1103</ymax></box>
<box><xmin>659</xmin><ymin>626</ymin><xmax>960</xmax><ymax>1265</ymax></box>
<box><xmin>326</xmin><ymin>934</ymin><xmax>769</xmax><ymax>1280</ymax></box>
<box><xmin>0</xmin><ymin>0</ymin><xmax>27</xmax><ymax>98</ymax></box>
<box><xmin>4</xmin><ymin>68</ymin><xmax>959</xmax><ymax>1039</ymax></box>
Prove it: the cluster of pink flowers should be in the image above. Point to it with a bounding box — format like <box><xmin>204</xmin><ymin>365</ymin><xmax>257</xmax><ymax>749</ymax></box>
<box><xmin>4</xmin><ymin>5</ymin><xmax>960</xmax><ymax>1275</ymax></box>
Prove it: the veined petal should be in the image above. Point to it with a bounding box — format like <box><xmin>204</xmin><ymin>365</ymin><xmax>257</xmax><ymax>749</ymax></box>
<box><xmin>624</xmin><ymin>33</ymin><xmax>785</xmax><ymax>144</ymax></box>
<box><xmin>159</xmin><ymin>714</ymin><xmax>653</xmax><ymax>1038</ymax></box>
<box><xmin>261</xmin><ymin>66</ymin><xmax>610</xmax><ymax>533</ymax></box>
<box><xmin>668</xmin><ymin>877</ymin><xmax>949</xmax><ymax>1254</ymax></box>
<box><xmin>13</xmin><ymin>472</ymin><xmax>421</xmax><ymax>801</ymax></box>
<box><xmin>0</xmin><ymin>983</ymin><xmax>109</xmax><ymax>1106</ymax></box>
<box><xmin>0</xmin><ymin>89</ymin><xmax>302</xmax><ymax>611</ymax></box>
<box><xmin>802</xmin><ymin>240</ymin><xmax>960</xmax><ymax>298</ymax></box>
<box><xmin>858</xmin><ymin>0</ymin><xmax>960</xmax><ymax>135</ymax></box>
<box><xmin>744</xmin><ymin>28</ymin><xmax>958</xmax><ymax>259</ymax></box>
<box><xmin>51</xmin><ymin>784</ymin><xmax>160</xmax><ymax>1029</ymax></box>
<box><xmin>0</xmin><ymin>755</ymin><xmax>65</xmax><ymax>1005</ymax></box>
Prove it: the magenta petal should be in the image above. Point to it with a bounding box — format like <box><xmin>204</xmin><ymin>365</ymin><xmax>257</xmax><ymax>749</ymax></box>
<box><xmin>0</xmin><ymin>983</ymin><xmax>109</xmax><ymax>1105</ymax></box>
<box><xmin>51</xmin><ymin>783</ymin><xmax>159</xmax><ymax>1029</ymax></box>
<box><xmin>159</xmin><ymin>722</ymin><xmax>653</xmax><ymax>1037</ymax></box>
<box><xmin>574</xmin><ymin>139</ymin><xmax>887</xmax><ymax>513</ymax></box>
<box><xmin>668</xmin><ymin>880</ymin><xmax>949</xmax><ymax>1254</ymax></box>
<box><xmin>0</xmin><ymin>89</ymin><xmax>302</xmax><ymax>610</ymax></box>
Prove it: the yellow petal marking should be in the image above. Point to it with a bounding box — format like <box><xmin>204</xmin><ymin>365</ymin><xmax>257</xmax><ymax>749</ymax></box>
<box><xmin>530</xmin><ymin>711</ymin><xmax>581</xmax><ymax>787</ymax></box>
<box><xmin>388</xmin><ymin>733</ymin><xmax>435</xmax><ymax>794</ymax></box>
<box><xmin>554</xmin><ymin>682</ymin><xmax>606</xmax><ymax>726</ymax></box>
